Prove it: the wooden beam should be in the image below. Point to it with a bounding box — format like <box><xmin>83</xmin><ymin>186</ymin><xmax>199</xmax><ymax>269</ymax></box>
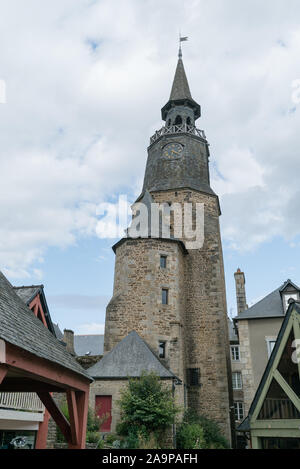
<box><xmin>0</xmin><ymin>365</ymin><xmax>8</xmax><ymax>385</ymax></box>
<box><xmin>0</xmin><ymin>378</ymin><xmax>64</xmax><ymax>393</ymax></box>
<box><xmin>37</xmin><ymin>392</ymin><xmax>71</xmax><ymax>444</ymax></box>
<box><xmin>5</xmin><ymin>342</ymin><xmax>91</xmax><ymax>392</ymax></box>
<box><xmin>67</xmin><ymin>390</ymin><xmax>79</xmax><ymax>447</ymax></box>
<box><xmin>273</xmin><ymin>369</ymin><xmax>300</xmax><ymax>412</ymax></box>
<box><xmin>251</xmin><ymin>318</ymin><xmax>294</xmax><ymax>422</ymax></box>
<box><xmin>293</xmin><ymin>314</ymin><xmax>300</xmax><ymax>379</ymax></box>
<box><xmin>75</xmin><ymin>390</ymin><xmax>89</xmax><ymax>449</ymax></box>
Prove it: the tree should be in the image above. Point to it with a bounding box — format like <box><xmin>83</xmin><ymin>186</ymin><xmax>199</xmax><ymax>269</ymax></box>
<box><xmin>117</xmin><ymin>371</ymin><xmax>179</xmax><ymax>447</ymax></box>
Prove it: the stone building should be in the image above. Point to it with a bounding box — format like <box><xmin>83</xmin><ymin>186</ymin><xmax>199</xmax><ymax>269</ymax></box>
<box><xmin>91</xmin><ymin>48</ymin><xmax>234</xmax><ymax>444</ymax></box>
<box><xmin>231</xmin><ymin>268</ymin><xmax>300</xmax><ymax>446</ymax></box>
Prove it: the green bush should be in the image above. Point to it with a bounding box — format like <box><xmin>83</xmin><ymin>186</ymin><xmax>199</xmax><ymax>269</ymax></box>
<box><xmin>86</xmin><ymin>431</ymin><xmax>101</xmax><ymax>444</ymax></box>
<box><xmin>176</xmin><ymin>423</ymin><xmax>206</xmax><ymax>449</ymax></box>
<box><xmin>117</xmin><ymin>371</ymin><xmax>179</xmax><ymax>447</ymax></box>
<box><xmin>176</xmin><ymin>411</ymin><xmax>229</xmax><ymax>449</ymax></box>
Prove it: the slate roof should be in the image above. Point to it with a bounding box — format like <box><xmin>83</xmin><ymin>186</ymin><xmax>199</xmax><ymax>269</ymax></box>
<box><xmin>14</xmin><ymin>284</ymin><xmax>56</xmax><ymax>336</ymax></box>
<box><xmin>161</xmin><ymin>56</ymin><xmax>201</xmax><ymax>120</ymax></box>
<box><xmin>169</xmin><ymin>58</ymin><xmax>192</xmax><ymax>101</ymax></box>
<box><xmin>14</xmin><ymin>285</ymin><xmax>42</xmax><ymax>304</ymax></box>
<box><xmin>53</xmin><ymin>323</ymin><xmax>64</xmax><ymax>340</ymax></box>
<box><xmin>0</xmin><ymin>271</ymin><xmax>91</xmax><ymax>381</ymax></box>
<box><xmin>74</xmin><ymin>335</ymin><xmax>104</xmax><ymax>357</ymax></box>
<box><xmin>88</xmin><ymin>331</ymin><xmax>176</xmax><ymax>379</ymax></box>
<box><xmin>234</xmin><ymin>280</ymin><xmax>300</xmax><ymax>321</ymax></box>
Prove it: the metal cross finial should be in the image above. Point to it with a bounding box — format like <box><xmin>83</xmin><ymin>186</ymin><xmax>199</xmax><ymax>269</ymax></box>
<box><xmin>178</xmin><ymin>34</ymin><xmax>188</xmax><ymax>59</ymax></box>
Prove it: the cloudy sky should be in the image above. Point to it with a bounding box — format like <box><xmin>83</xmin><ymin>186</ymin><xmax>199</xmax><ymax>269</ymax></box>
<box><xmin>1</xmin><ymin>0</ymin><xmax>300</xmax><ymax>333</ymax></box>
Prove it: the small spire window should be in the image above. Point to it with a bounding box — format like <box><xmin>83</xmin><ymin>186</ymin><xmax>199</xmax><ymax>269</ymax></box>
<box><xmin>174</xmin><ymin>115</ymin><xmax>182</xmax><ymax>125</ymax></box>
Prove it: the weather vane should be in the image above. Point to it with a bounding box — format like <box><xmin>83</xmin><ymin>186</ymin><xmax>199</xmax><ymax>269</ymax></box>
<box><xmin>178</xmin><ymin>34</ymin><xmax>188</xmax><ymax>58</ymax></box>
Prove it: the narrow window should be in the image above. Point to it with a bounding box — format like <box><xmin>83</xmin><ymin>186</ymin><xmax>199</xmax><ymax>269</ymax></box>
<box><xmin>186</xmin><ymin>116</ymin><xmax>191</xmax><ymax>126</ymax></box>
<box><xmin>160</xmin><ymin>255</ymin><xmax>167</xmax><ymax>269</ymax></box>
<box><xmin>174</xmin><ymin>115</ymin><xmax>182</xmax><ymax>125</ymax></box>
<box><xmin>162</xmin><ymin>288</ymin><xmax>168</xmax><ymax>305</ymax></box>
<box><xmin>232</xmin><ymin>372</ymin><xmax>242</xmax><ymax>390</ymax></box>
<box><xmin>187</xmin><ymin>368</ymin><xmax>200</xmax><ymax>386</ymax></box>
<box><xmin>231</xmin><ymin>345</ymin><xmax>240</xmax><ymax>361</ymax></box>
<box><xmin>159</xmin><ymin>341</ymin><xmax>166</xmax><ymax>359</ymax></box>
<box><xmin>234</xmin><ymin>402</ymin><xmax>244</xmax><ymax>421</ymax></box>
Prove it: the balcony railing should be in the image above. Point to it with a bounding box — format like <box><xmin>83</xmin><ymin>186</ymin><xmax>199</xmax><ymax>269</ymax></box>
<box><xmin>150</xmin><ymin>124</ymin><xmax>206</xmax><ymax>145</ymax></box>
<box><xmin>0</xmin><ymin>392</ymin><xmax>44</xmax><ymax>413</ymax></box>
<box><xmin>258</xmin><ymin>398</ymin><xmax>300</xmax><ymax>420</ymax></box>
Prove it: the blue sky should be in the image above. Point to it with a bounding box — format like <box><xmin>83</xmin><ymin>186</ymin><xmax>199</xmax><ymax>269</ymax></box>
<box><xmin>1</xmin><ymin>0</ymin><xmax>300</xmax><ymax>333</ymax></box>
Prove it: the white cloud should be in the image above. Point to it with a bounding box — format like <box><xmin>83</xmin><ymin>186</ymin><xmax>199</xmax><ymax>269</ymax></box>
<box><xmin>75</xmin><ymin>322</ymin><xmax>105</xmax><ymax>335</ymax></box>
<box><xmin>1</xmin><ymin>0</ymin><xmax>300</xmax><ymax>279</ymax></box>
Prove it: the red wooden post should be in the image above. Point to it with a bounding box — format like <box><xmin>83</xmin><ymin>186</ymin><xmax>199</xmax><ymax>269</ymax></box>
<box><xmin>74</xmin><ymin>390</ymin><xmax>89</xmax><ymax>449</ymax></box>
<box><xmin>67</xmin><ymin>390</ymin><xmax>79</xmax><ymax>447</ymax></box>
<box><xmin>37</xmin><ymin>392</ymin><xmax>71</xmax><ymax>444</ymax></box>
<box><xmin>35</xmin><ymin>409</ymin><xmax>50</xmax><ymax>449</ymax></box>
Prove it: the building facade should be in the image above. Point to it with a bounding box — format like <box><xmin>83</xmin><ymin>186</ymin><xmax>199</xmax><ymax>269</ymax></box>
<box><xmin>231</xmin><ymin>269</ymin><xmax>300</xmax><ymax>446</ymax></box>
<box><xmin>101</xmin><ymin>49</ymin><xmax>234</xmax><ymax>443</ymax></box>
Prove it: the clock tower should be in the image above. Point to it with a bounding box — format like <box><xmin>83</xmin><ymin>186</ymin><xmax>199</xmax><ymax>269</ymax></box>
<box><xmin>104</xmin><ymin>48</ymin><xmax>234</xmax><ymax>444</ymax></box>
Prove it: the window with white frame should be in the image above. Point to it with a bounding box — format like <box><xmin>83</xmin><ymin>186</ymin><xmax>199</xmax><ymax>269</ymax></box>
<box><xmin>232</xmin><ymin>372</ymin><xmax>242</xmax><ymax>390</ymax></box>
<box><xmin>231</xmin><ymin>345</ymin><xmax>240</xmax><ymax>361</ymax></box>
<box><xmin>234</xmin><ymin>402</ymin><xmax>244</xmax><ymax>421</ymax></box>
<box><xmin>266</xmin><ymin>339</ymin><xmax>276</xmax><ymax>358</ymax></box>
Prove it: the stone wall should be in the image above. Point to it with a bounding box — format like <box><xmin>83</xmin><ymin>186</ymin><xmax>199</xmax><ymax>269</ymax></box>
<box><xmin>104</xmin><ymin>187</ymin><xmax>233</xmax><ymax>444</ymax></box>
<box><xmin>104</xmin><ymin>238</ymin><xmax>186</xmax><ymax>410</ymax></box>
<box><xmin>152</xmin><ymin>189</ymin><xmax>233</xmax><ymax>443</ymax></box>
<box><xmin>238</xmin><ymin>320</ymin><xmax>255</xmax><ymax>416</ymax></box>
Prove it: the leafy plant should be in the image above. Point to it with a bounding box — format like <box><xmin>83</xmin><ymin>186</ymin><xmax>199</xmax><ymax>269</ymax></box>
<box><xmin>117</xmin><ymin>371</ymin><xmax>179</xmax><ymax>447</ymax></box>
<box><xmin>176</xmin><ymin>411</ymin><xmax>229</xmax><ymax>449</ymax></box>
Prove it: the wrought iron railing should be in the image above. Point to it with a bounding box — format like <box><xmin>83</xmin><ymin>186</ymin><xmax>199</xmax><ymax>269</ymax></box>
<box><xmin>258</xmin><ymin>398</ymin><xmax>300</xmax><ymax>420</ymax></box>
<box><xmin>150</xmin><ymin>124</ymin><xmax>206</xmax><ymax>145</ymax></box>
<box><xmin>0</xmin><ymin>392</ymin><xmax>44</xmax><ymax>413</ymax></box>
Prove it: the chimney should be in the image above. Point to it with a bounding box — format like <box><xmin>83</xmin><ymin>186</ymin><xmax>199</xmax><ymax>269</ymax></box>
<box><xmin>234</xmin><ymin>268</ymin><xmax>248</xmax><ymax>315</ymax></box>
<box><xmin>63</xmin><ymin>329</ymin><xmax>75</xmax><ymax>355</ymax></box>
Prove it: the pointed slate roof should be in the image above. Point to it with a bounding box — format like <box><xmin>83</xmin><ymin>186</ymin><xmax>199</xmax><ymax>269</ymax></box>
<box><xmin>161</xmin><ymin>56</ymin><xmax>201</xmax><ymax>120</ymax></box>
<box><xmin>88</xmin><ymin>331</ymin><xmax>176</xmax><ymax>379</ymax></box>
<box><xmin>169</xmin><ymin>58</ymin><xmax>192</xmax><ymax>101</ymax></box>
<box><xmin>0</xmin><ymin>271</ymin><xmax>91</xmax><ymax>380</ymax></box>
<box><xmin>235</xmin><ymin>280</ymin><xmax>300</xmax><ymax>320</ymax></box>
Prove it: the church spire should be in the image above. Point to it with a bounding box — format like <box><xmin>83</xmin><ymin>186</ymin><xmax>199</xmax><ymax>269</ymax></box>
<box><xmin>169</xmin><ymin>55</ymin><xmax>193</xmax><ymax>102</ymax></box>
<box><xmin>161</xmin><ymin>47</ymin><xmax>201</xmax><ymax>122</ymax></box>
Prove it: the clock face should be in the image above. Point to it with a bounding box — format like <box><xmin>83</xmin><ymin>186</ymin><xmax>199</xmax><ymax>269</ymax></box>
<box><xmin>162</xmin><ymin>143</ymin><xmax>184</xmax><ymax>159</ymax></box>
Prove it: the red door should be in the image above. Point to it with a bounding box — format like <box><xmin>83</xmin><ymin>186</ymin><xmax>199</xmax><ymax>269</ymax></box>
<box><xmin>95</xmin><ymin>396</ymin><xmax>112</xmax><ymax>432</ymax></box>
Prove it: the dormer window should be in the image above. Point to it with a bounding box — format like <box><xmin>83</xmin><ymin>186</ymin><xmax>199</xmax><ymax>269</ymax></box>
<box><xmin>283</xmin><ymin>293</ymin><xmax>298</xmax><ymax>312</ymax></box>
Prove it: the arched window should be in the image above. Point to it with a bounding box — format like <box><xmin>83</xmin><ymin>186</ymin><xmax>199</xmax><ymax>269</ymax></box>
<box><xmin>167</xmin><ymin>119</ymin><xmax>171</xmax><ymax>127</ymax></box>
<box><xmin>174</xmin><ymin>115</ymin><xmax>182</xmax><ymax>125</ymax></box>
<box><xmin>186</xmin><ymin>117</ymin><xmax>191</xmax><ymax>126</ymax></box>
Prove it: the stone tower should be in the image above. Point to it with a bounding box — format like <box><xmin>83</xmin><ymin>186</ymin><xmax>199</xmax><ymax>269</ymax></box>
<box><xmin>104</xmin><ymin>49</ymin><xmax>234</xmax><ymax>443</ymax></box>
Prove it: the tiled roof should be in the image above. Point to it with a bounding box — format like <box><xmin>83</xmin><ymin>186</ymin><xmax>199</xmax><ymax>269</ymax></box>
<box><xmin>0</xmin><ymin>271</ymin><xmax>91</xmax><ymax>381</ymax></box>
<box><xmin>88</xmin><ymin>331</ymin><xmax>175</xmax><ymax>379</ymax></box>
